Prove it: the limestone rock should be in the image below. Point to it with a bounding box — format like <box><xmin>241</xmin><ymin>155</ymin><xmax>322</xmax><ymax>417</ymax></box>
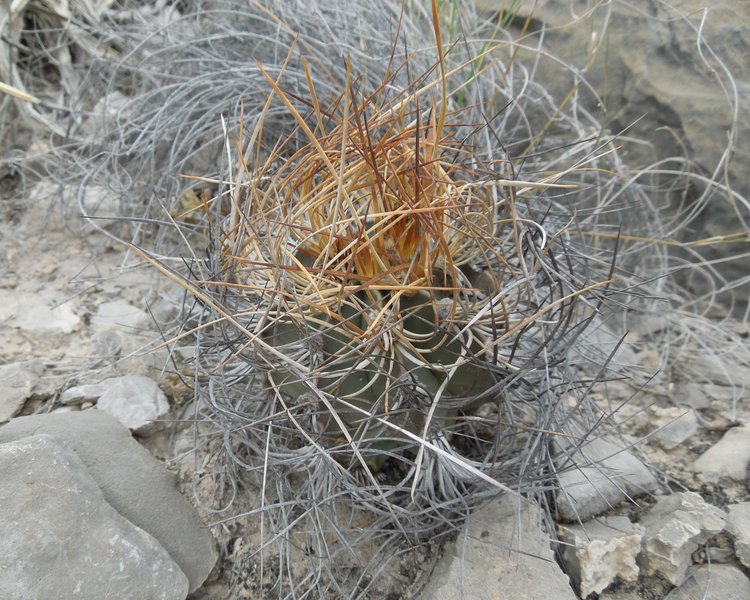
<box><xmin>418</xmin><ymin>493</ymin><xmax>577</xmax><ymax>600</ymax></box>
<box><xmin>96</xmin><ymin>374</ymin><xmax>170</xmax><ymax>430</ymax></box>
<box><xmin>60</xmin><ymin>381</ymin><xmax>109</xmax><ymax>405</ymax></box>
<box><xmin>92</xmin><ymin>300</ymin><xmax>145</xmax><ymax>331</ymax></box>
<box><xmin>476</xmin><ymin>0</ymin><xmax>750</xmax><ymax>309</ymax></box>
<box><xmin>682</xmin><ymin>354</ymin><xmax>750</xmax><ymax>388</ymax></box>
<box><xmin>664</xmin><ymin>564</ymin><xmax>750</xmax><ymax>600</ymax></box>
<box><xmin>576</xmin><ymin>317</ymin><xmax>638</xmax><ymax>371</ymax></box>
<box><xmin>558</xmin><ymin>516</ymin><xmax>643</xmax><ymax>598</ymax></box>
<box><xmin>555</xmin><ymin>437</ymin><xmax>659</xmax><ymax>522</ymax></box>
<box><xmin>0</xmin><ymin>411</ymin><xmax>217</xmax><ymax>593</ymax></box>
<box><xmin>0</xmin><ymin>291</ymin><xmax>81</xmax><ymax>334</ymax></box>
<box><xmin>639</xmin><ymin>492</ymin><xmax>726</xmax><ymax>585</ymax></box>
<box><xmin>0</xmin><ymin>359</ymin><xmax>42</xmax><ymax>422</ymax></box>
<box><xmin>0</xmin><ymin>434</ymin><xmax>189</xmax><ymax>600</ymax></box>
<box><xmin>649</xmin><ymin>406</ymin><xmax>698</xmax><ymax>450</ymax></box>
<box><xmin>62</xmin><ymin>374</ymin><xmax>169</xmax><ymax>431</ymax></box>
<box><xmin>693</xmin><ymin>423</ymin><xmax>750</xmax><ymax>482</ymax></box>
<box><xmin>676</xmin><ymin>382</ymin><xmax>737</xmax><ymax>410</ymax></box>
<box><xmin>725</xmin><ymin>502</ymin><xmax>750</xmax><ymax>569</ymax></box>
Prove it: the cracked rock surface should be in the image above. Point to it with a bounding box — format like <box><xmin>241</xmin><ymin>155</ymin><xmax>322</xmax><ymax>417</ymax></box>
<box><xmin>638</xmin><ymin>492</ymin><xmax>727</xmax><ymax>586</ymax></box>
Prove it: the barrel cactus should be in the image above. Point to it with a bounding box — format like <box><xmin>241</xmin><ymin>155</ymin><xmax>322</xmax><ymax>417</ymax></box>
<box><xmin>255</xmin><ymin>100</ymin><xmax>505</xmax><ymax>468</ymax></box>
<box><xmin>120</xmin><ymin>4</ymin><xmax>615</xmax><ymax>597</ymax></box>
<box><xmin>185</xmin><ymin>44</ymin><xmax>598</xmax><ymax>481</ymax></box>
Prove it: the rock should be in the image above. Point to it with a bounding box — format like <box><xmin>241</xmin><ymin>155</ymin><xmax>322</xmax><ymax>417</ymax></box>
<box><xmin>682</xmin><ymin>355</ymin><xmax>750</xmax><ymax>388</ymax></box>
<box><xmin>576</xmin><ymin>317</ymin><xmax>639</xmax><ymax>371</ymax></box>
<box><xmin>140</xmin><ymin>287</ymin><xmax>185</xmax><ymax>327</ymax></box>
<box><xmin>61</xmin><ymin>374</ymin><xmax>169</xmax><ymax>431</ymax></box>
<box><xmin>78</xmin><ymin>184</ymin><xmax>127</xmax><ymax>236</ymax></box>
<box><xmin>475</xmin><ymin>0</ymin><xmax>750</xmax><ymax>312</ymax></box>
<box><xmin>89</xmin><ymin>299</ymin><xmax>162</xmax><ymax>376</ymax></box>
<box><xmin>725</xmin><ymin>502</ymin><xmax>750</xmax><ymax>568</ymax></box>
<box><xmin>96</xmin><ymin>375</ymin><xmax>170</xmax><ymax>431</ymax></box>
<box><xmin>417</xmin><ymin>493</ymin><xmax>577</xmax><ymax>600</ymax></box>
<box><xmin>704</xmin><ymin>544</ymin><xmax>735</xmax><ymax>564</ymax></box>
<box><xmin>693</xmin><ymin>423</ymin><xmax>750</xmax><ymax>482</ymax></box>
<box><xmin>638</xmin><ymin>492</ymin><xmax>726</xmax><ymax>586</ymax></box>
<box><xmin>0</xmin><ymin>411</ymin><xmax>217</xmax><ymax>592</ymax></box>
<box><xmin>0</xmin><ymin>291</ymin><xmax>81</xmax><ymax>334</ymax></box>
<box><xmin>60</xmin><ymin>381</ymin><xmax>109</xmax><ymax>405</ymax></box>
<box><xmin>648</xmin><ymin>406</ymin><xmax>698</xmax><ymax>450</ymax></box>
<box><xmin>664</xmin><ymin>564</ymin><xmax>750</xmax><ymax>600</ymax></box>
<box><xmin>92</xmin><ymin>300</ymin><xmax>145</xmax><ymax>331</ymax></box>
<box><xmin>676</xmin><ymin>382</ymin><xmax>737</xmax><ymax>410</ymax></box>
<box><xmin>0</xmin><ymin>359</ymin><xmax>42</xmax><ymax>422</ymax></box>
<box><xmin>598</xmin><ymin>592</ymin><xmax>649</xmax><ymax>600</ymax></box>
<box><xmin>558</xmin><ymin>516</ymin><xmax>643</xmax><ymax>598</ymax></box>
<box><xmin>0</xmin><ymin>434</ymin><xmax>189</xmax><ymax>600</ymax></box>
<box><xmin>555</xmin><ymin>437</ymin><xmax>659</xmax><ymax>522</ymax></box>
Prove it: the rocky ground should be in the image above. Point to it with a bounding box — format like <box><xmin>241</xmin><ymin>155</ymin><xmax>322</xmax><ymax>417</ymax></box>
<box><xmin>2</xmin><ymin>1</ymin><xmax>750</xmax><ymax>599</ymax></box>
<box><xmin>2</xmin><ymin>144</ymin><xmax>749</xmax><ymax>600</ymax></box>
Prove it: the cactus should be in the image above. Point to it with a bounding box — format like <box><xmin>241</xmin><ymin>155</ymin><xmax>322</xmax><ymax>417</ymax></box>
<box><xmin>104</xmin><ymin>4</ymin><xmax>619</xmax><ymax>597</ymax></box>
<box><xmin>202</xmin><ymin>48</ymin><xmax>589</xmax><ymax>473</ymax></box>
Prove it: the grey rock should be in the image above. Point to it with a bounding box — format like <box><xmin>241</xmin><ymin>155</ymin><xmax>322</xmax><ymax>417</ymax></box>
<box><xmin>704</xmin><ymin>545</ymin><xmax>735</xmax><ymax>564</ymax></box>
<box><xmin>576</xmin><ymin>317</ymin><xmax>638</xmax><ymax>371</ymax></box>
<box><xmin>0</xmin><ymin>359</ymin><xmax>42</xmax><ymax>422</ymax></box>
<box><xmin>0</xmin><ymin>411</ymin><xmax>217</xmax><ymax>592</ymax></box>
<box><xmin>648</xmin><ymin>406</ymin><xmax>698</xmax><ymax>450</ymax></box>
<box><xmin>92</xmin><ymin>300</ymin><xmax>145</xmax><ymax>331</ymax></box>
<box><xmin>62</xmin><ymin>374</ymin><xmax>170</xmax><ymax>431</ymax></box>
<box><xmin>681</xmin><ymin>354</ymin><xmax>750</xmax><ymax>388</ymax></box>
<box><xmin>0</xmin><ymin>291</ymin><xmax>81</xmax><ymax>334</ymax></box>
<box><xmin>676</xmin><ymin>382</ymin><xmax>737</xmax><ymax>411</ymax></box>
<box><xmin>664</xmin><ymin>564</ymin><xmax>750</xmax><ymax>600</ymax></box>
<box><xmin>60</xmin><ymin>381</ymin><xmax>109</xmax><ymax>405</ymax></box>
<box><xmin>476</xmin><ymin>0</ymin><xmax>750</xmax><ymax>311</ymax></box>
<box><xmin>558</xmin><ymin>516</ymin><xmax>643</xmax><ymax>597</ymax></box>
<box><xmin>0</xmin><ymin>435</ymin><xmax>189</xmax><ymax>600</ymax></box>
<box><xmin>140</xmin><ymin>288</ymin><xmax>185</xmax><ymax>327</ymax></box>
<box><xmin>639</xmin><ymin>492</ymin><xmax>726</xmax><ymax>585</ymax></box>
<box><xmin>555</xmin><ymin>437</ymin><xmax>659</xmax><ymax>522</ymax></box>
<box><xmin>90</xmin><ymin>301</ymin><xmax>147</xmax><ymax>358</ymax></box>
<box><xmin>96</xmin><ymin>375</ymin><xmax>170</xmax><ymax>430</ymax></box>
<box><xmin>725</xmin><ymin>502</ymin><xmax>750</xmax><ymax>568</ymax></box>
<box><xmin>418</xmin><ymin>493</ymin><xmax>577</xmax><ymax>600</ymax></box>
<box><xmin>598</xmin><ymin>592</ymin><xmax>649</xmax><ymax>600</ymax></box>
<box><xmin>693</xmin><ymin>423</ymin><xmax>750</xmax><ymax>482</ymax></box>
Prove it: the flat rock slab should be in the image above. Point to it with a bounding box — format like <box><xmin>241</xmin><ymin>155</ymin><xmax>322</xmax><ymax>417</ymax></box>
<box><xmin>92</xmin><ymin>300</ymin><xmax>145</xmax><ymax>331</ymax></box>
<box><xmin>417</xmin><ymin>493</ymin><xmax>577</xmax><ymax>600</ymax></box>
<box><xmin>0</xmin><ymin>410</ymin><xmax>217</xmax><ymax>592</ymax></box>
<box><xmin>665</xmin><ymin>564</ymin><xmax>750</xmax><ymax>600</ymax></box>
<box><xmin>555</xmin><ymin>437</ymin><xmax>659</xmax><ymax>522</ymax></box>
<box><xmin>648</xmin><ymin>406</ymin><xmax>698</xmax><ymax>450</ymax></box>
<box><xmin>0</xmin><ymin>290</ymin><xmax>80</xmax><ymax>334</ymax></box>
<box><xmin>693</xmin><ymin>423</ymin><xmax>750</xmax><ymax>482</ymax></box>
<box><xmin>0</xmin><ymin>434</ymin><xmax>188</xmax><ymax>600</ymax></box>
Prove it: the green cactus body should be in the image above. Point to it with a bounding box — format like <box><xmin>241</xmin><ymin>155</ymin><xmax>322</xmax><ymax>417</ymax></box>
<box><xmin>265</xmin><ymin>284</ymin><xmax>499</xmax><ymax>469</ymax></box>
